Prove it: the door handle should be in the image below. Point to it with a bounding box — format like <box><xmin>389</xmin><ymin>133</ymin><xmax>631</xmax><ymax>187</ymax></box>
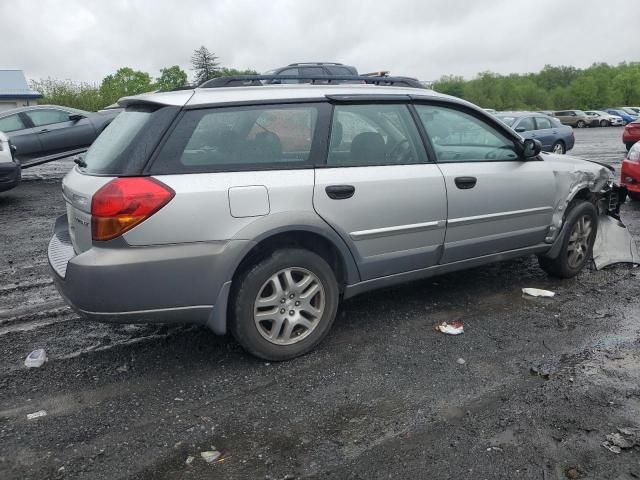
<box><xmin>454</xmin><ymin>176</ymin><xmax>477</xmax><ymax>189</ymax></box>
<box><xmin>37</xmin><ymin>129</ymin><xmax>49</xmax><ymax>134</ymax></box>
<box><xmin>325</xmin><ymin>185</ymin><xmax>355</xmax><ymax>200</ymax></box>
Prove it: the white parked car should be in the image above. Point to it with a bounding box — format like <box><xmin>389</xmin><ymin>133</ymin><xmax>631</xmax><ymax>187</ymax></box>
<box><xmin>0</xmin><ymin>131</ymin><xmax>20</xmax><ymax>192</ymax></box>
<box><xmin>585</xmin><ymin>110</ymin><xmax>624</xmax><ymax>127</ymax></box>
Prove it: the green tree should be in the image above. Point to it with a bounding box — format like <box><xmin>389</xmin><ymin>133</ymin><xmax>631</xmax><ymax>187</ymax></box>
<box><xmin>217</xmin><ymin>67</ymin><xmax>258</xmax><ymax>77</ymax></box>
<box><xmin>191</xmin><ymin>46</ymin><xmax>220</xmax><ymax>85</ymax></box>
<box><xmin>99</xmin><ymin>67</ymin><xmax>154</xmax><ymax>105</ymax></box>
<box><xmin>157</xmin><ymin>65</ymin><xmax>188</xmax><ymax>91</ymax></box>
<box><xmin>30</xmin><ymin>78</ymin><xmax>104</xmax><ymax>111</ymax></box>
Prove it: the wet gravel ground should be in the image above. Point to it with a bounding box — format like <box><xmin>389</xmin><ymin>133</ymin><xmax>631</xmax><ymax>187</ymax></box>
<box><xmin>1</xmin><ymin>127</ymin><xmax>639</xmax><ymax>479</ymax></box>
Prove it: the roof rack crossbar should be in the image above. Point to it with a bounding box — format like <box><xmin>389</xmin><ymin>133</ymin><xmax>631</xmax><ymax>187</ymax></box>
<box><xmin>199</xmin><ymin>75</ymin><xmax>423</xmax><ymax>89</ymax></box>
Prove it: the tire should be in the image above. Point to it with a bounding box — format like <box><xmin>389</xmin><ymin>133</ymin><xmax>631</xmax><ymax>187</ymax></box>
<box><xmin>576</xmin><ymin>120</ymin><xmax>586</xmax><ymax>128</ymax></box>
<box><xmin>551</xmin><ymin>141</ymin><xmax>566</xmax><ymax>154</ymax></box>
<box><xmin>538</xmin><ymin>201</ymin><xmax>598</xmax><ymax>278</ymax></box>
<box><xmin>600</xmin><ymin>120</ymin><xmax>609</xmax><ymax>127</ymax></box>
<box><xmin>230</xmin><ymin>248</ymin><xmax>339</xmax><ymax>361</ymax></box>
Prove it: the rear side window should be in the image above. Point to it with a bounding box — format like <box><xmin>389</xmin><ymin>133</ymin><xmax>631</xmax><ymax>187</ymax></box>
<box><xmin>517</xmin><ymin>117</ymin><xmax>535</xmax><ymax>131</ymax></box>
<box><xmin>25</xmin><ymin>109</ymin><xmax>70</xmax><ymax>126</ymax></box>
<box><xmin>535</xmin><ymin>117</ymin><xmax>552</xmax><ymax>129</ymax></box>
<box><xmin>151</xmin><ymin>104</ymin><xmax>320</xmax><ymax>173</ymax></box>
<box><xmin>0</xmin><ymin>114</ymin><xmax>25</xmax><ymax>132</ymax></box>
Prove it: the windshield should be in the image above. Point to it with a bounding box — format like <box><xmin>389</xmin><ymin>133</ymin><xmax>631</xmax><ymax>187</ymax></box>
<box><xmin>495</xmin><ymin>115</ymin><xmax>517</xmax><ymax>127</ymax></box>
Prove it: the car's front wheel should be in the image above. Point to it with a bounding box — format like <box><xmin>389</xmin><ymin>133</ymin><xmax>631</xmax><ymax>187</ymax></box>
<box><xmin>600</xmin><ymin>119</ymin><xmax>609</xmax><ymax>127</ymax></box>
<box><xmin>576</xmin><ymin>120</ymin><xmax>586</xmax><ymax>128</ymax></box>
<box><xmin>552</xmin><ymin>141</ymin><xmax>566</xmax><ymax>154</ymax></box>
<box><xmin>230</xmin><ymin>248</ymin><xmax>339</xmax><ymax>361</ymax></box>
<box><xmin>538</xmin><ymin>201</ymin><xmax>597</xmax><ymax>278</ymax></box>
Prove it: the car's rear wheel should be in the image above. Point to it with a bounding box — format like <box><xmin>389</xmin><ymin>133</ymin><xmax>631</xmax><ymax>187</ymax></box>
<box><xmin>230</xmin><ymin>248</ymin><xmax>339</xmax><ymax>361</ymax></box>
<box><xmin>538</xmin><ymin>201</ymin><xmax>597</xmax><ymax>278</ymax></box>
<box><xmin>600</xmin><ymin>119</ymin><xmax>609</xmax><ymax>127</ymax></box>
<box><xmin>576</xmin><ymin>120</ymin><xmax>586</xmax><ymax>128</ymax></box>
<box><xmin>552</xmin><ymin>141</ymin><xmax>566</xmax><ymax>154</ymax></box>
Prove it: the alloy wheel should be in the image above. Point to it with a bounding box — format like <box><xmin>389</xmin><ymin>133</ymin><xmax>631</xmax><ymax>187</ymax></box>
<box><xmin>567</xmin><ymin>215</ymin><xmax>593</xmax><ymax>269</ymax></box>
<box><xmin>253</xmin><ymin>267</ymin><xmax>325</xmax><ymax>345</ymax></box>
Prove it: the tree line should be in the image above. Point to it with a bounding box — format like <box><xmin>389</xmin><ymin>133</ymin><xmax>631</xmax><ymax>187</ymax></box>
<box><xmin>29</xmin><ymin>46</ymin><xmax>256</xmax><ymax>111</ymax></box>
<box><xmin>432</xmin><ymin>62</ymin><xmax>640</xmax><ymax>111</ymax></box>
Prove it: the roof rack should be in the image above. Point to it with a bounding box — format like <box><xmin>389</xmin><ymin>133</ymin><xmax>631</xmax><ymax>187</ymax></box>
<box><xmin>287</xmin><ymin>62</ymin><xmax>344</xmax><ymax>66</ymax></box>
<box><xmin>199</xmin><ymin>75</ymin><xmax>425</xmax><ymax>89</ymax></box>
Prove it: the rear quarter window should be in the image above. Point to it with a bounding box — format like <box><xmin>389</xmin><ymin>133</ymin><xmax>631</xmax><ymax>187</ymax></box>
<box><xmin>82</xmin><ymin>105</ymin><xmax>179</xmax><ymax>175</ymax></box>
<box><xmin>151</xmin><ymin>104</ymin><xmax>323</xmax><ymax>173</ymax></box>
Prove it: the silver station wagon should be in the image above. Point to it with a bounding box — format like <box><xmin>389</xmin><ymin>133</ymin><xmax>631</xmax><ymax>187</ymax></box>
<box><xmin>49</xmin><ymin>76</ymin><xmax>623</xmax><ymax>360</ymax></box>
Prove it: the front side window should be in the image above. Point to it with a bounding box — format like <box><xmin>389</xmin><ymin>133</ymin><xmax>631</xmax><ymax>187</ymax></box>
<box><xmin>327</xmin><ymin>104</ymin><xmax>426</xmax><ymax>166</ymax></box>
<box><xmin>25</xmin><ymin>109</ymin><xmax>71</xmax><ymax>127</ymax></box>
<box><xmin>415</xmin><ymin>105</ymin><xmax>519</xmax><ymax>162</ymax></box>
<box><xmin>276</xmin><ymin>68</ymin><xmax>299</xmax><ymax>84</ymax></box>
<box><xmin>0</xmin><ymin>114</ymin><xmax>25</xmax><ymax>132</ymax></box>
<box><xmin>152</xmin><ymin>104</ymin><xmax>319</xmax><ymax>173</ymax></box>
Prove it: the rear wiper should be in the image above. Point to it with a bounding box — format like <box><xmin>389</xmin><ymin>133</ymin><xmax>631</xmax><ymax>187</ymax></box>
<box><xmin>73</xmin><ymin>156</ymin><xmax>87</xmax><ymax>168</ymax></box>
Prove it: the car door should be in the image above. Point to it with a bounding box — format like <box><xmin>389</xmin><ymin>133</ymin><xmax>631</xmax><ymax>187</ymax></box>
<box><xmin>23</xmin><ymin>108</ymin><xmax>96</xmax><ymax>156</ymax></box>
<box><xmin>0</xmin><ymin>112</ymin><xmax>43</xmax><ymax>162</ymax></box>
<box><xmin>533</xmin><ymin>116</ymin><xmax>557</xmax><ymax>150</ymax></box>
<box><xmin>313</xmin><ymin>102</ymin><xmax>447</xmax><ymax>280</ymax></box>
<box><xmin>414</xmin><ymin>104</ymin><xmax>555</xmax><ymax>264</ymax></box>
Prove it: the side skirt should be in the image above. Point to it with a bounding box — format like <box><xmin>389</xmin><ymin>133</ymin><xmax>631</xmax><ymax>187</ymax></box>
<box><xmin>343</xmin><ymin>244</ymin><xmax>550</xmax><ymax>299</ymax></box>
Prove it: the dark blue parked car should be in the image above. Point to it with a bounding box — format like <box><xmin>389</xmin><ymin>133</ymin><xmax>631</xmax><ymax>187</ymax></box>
<box><xmin>604</xmin><ymin>109</ymin><xmax>637</xmax><ymax>125</ymax></box>
<box><xmin>495</xmin><ymin>112</ymin><xmax>575</xmax><ymax>154</ymax></box>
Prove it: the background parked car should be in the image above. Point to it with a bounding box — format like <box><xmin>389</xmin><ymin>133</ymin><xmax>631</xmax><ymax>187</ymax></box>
<box><xmin>495</xmin><ymin>112</ymin><xmax>574</xmax><ymax>153</ymax></box>
<box><xmin>0</xmin><ymin>131</ymin><xmax>20</xmax><ymax>192</ymax></box>
<box><xmin>604</xmin><ymin>108</ymin><xmax>637</xmax><ymax>125</ymax></box>
<box><xmin>585</xmin><ymin>110</ymin><xmax>624</xmax><ymax>126</ymax></box>
<box><xmin>623</xmin><ymin>120</ymin><xmax>640</xmax><ymax>151</ymax></box>
<box><xmin>552</xmin><ymin>110</ymin><xmax>591</xmax><ymax>128</ymax></box>
<box><xmin>262</xmin><ymin>62</ymin><xmax>359</xmax><ymax>82</ymax></box>
<box><xmin>0</xmin><ymin>105</ymin><xmax>119</xmax><ymax>167</ymax></box>
<box><xmin>621</xmin><ymin>141</ymin><xmax>640</xmax><ymax>200</ymax></box>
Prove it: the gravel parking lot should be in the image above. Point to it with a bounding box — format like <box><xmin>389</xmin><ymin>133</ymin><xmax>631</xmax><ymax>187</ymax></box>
<box><xmin>1</xmin><ymin>127</ymin><xmax>639</xmax><ymax>480</ymax></box>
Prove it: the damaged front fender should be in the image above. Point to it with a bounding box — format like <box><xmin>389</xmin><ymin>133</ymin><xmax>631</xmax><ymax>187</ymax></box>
<box><xmin>541</xmin><ymin>156</ymin><xmax>627</xmax><ymax>261</ymax></box>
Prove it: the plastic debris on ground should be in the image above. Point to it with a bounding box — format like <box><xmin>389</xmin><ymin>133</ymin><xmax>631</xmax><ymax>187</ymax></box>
<box><xmin>435</xmin><ymin>321</ymin><xmax>464</xmax><ymax>335</ymax></box>
<box><xmin>27</xmin><ymin>410</ymin><xmax>47</xmax><ymax>420</ymax></box>
<box><xmin>456</xmin><ymin>358</ymin><xmax>466</xmax><ymax>365</ymax></box>
<box><xmin>24</xmin><ymin>349</ymin><xmax>47</xmax><ymax>368</ymax></box>
<box><xmin>185</xmin><ymin>456</ymin><xmax>195</xmax><ymax>466</ymax></box>
<box><xmin>592</xmin><ymin>215</ymin><xmax>640</xmax><ymax>269</ymax></box>
<box><xmin>200</xmin><ymin>450</ymin><xmax>222</xmax><ymax>463</ymax></box>
<box><xmin>522</xmin><ymin>288</ymin><xmax>555</xmax><ymax>298</ymax></box>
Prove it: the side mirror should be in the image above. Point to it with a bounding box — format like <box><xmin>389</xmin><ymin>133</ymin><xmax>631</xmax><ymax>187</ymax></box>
<box><xmin>515</xmin><ymin>126</ymin><xmax>526</xmax><ymax>133</ymax></box>
<box><xmin>523</xmin><ymin>138</ymin><xmax>542</xmax><ymax>158</ymax></box>
<box><xmin>68</xmin><ymin>113</ymin><xmax>85</xmax><ymax>122</ymax></box>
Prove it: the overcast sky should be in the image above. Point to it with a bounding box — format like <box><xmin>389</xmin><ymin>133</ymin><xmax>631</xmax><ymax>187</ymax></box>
<box><xmin>1</xmin><ymin>0</ymin><xmax>638</xmax><ymax>85</ymax></box>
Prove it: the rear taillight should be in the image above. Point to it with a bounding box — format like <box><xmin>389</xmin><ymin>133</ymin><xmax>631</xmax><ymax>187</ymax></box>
<box><xmin>91</xmin><ymin>177</ymin><xmax>174</xmax><ymax>241</ymax></box>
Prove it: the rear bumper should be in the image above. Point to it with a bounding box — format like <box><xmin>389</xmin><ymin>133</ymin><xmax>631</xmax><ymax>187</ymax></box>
<box><xmin>0</xmin><ymin>162</ymin><xmax>20</xmax><ymax>192</ymax></box>
<box><xmin>48</xmin><ymin>215</ymin><xmax>251</xmax><ymax>333</ymax></box>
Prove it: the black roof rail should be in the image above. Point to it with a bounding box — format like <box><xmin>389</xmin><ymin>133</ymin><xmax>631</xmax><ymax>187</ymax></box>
<box><xmin>199</xmin><ymin>75</ymin><xmax>426</xmax><ymax>89</ymax></box>
<box><xmin>287</xmin><ymin>62</ymin><xmax>344</xmax><ymax>66</ymax></box>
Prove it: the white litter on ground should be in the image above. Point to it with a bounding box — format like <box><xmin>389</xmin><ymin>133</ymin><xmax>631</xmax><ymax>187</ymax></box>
<box><xmin>24</xmin><ymin>349</ymin><xmax>47</xmax><ymax>368</ymax></box>
<box><xmin>522</xmin><ymin>288</ymin><xmax>556</xmax><ymax>298</ymax></box>
<box><xmin>435</xmin><ymin>321</ymin><xmax>464</xmax><ymax>335</ymax></box>
<box><xmin>27</xmin><ymin>410</ymin><xmax>47</xmax><ymax>420</ymax></box>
